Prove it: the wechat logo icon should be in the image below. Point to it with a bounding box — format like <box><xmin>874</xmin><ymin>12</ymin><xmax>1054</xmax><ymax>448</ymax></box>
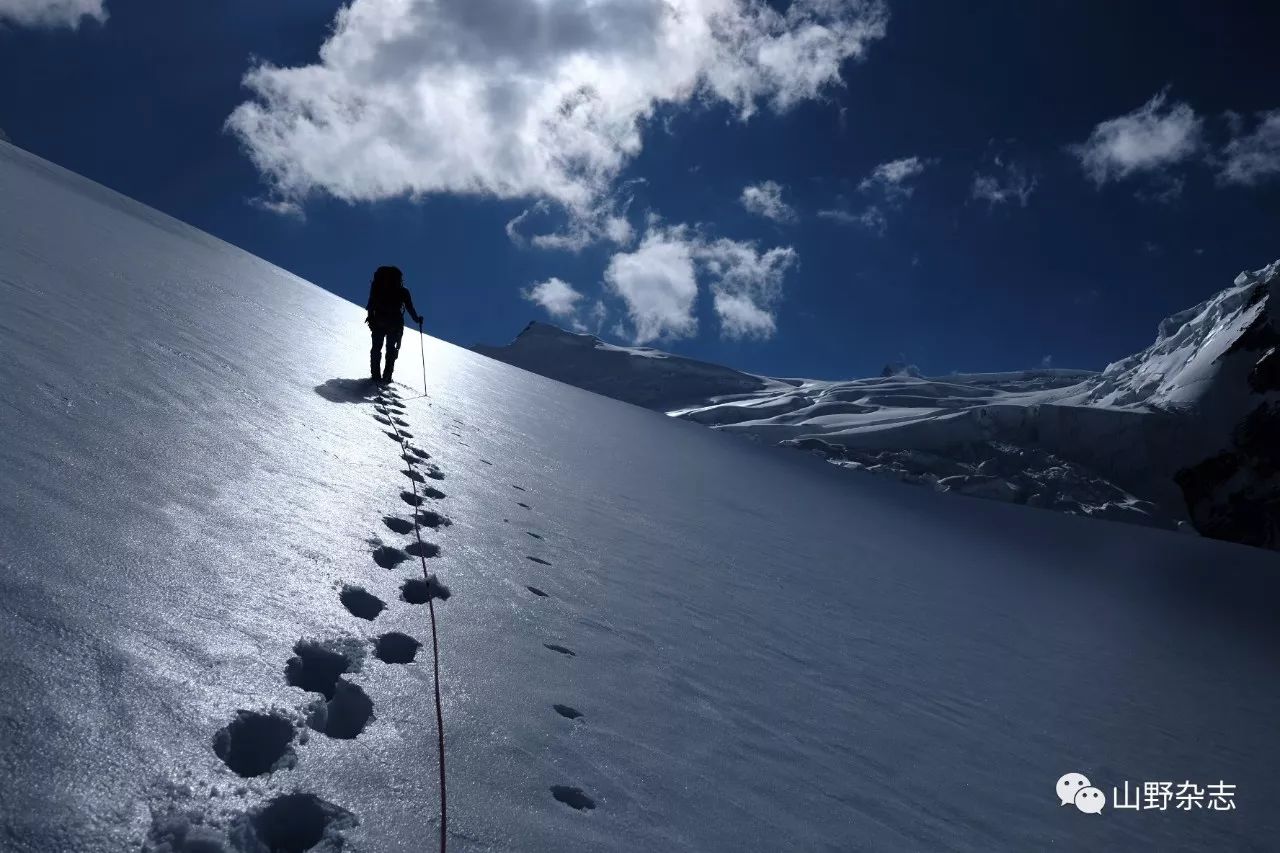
<box><xmin>1057</xmin><ymin>772</ymin><xmax>1105</xmax><ymax>814</ymax></box>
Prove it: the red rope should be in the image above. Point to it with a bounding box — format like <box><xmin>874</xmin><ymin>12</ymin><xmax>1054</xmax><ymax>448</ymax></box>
<box><xmin>379</xmin><ymin>392</ymin><xmax>447</xmax><ymax>853</ymax></box>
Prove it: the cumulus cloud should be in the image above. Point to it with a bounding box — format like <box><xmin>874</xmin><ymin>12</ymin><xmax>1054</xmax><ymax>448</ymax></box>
<box><xmin>740</xmin><ymin>180</ymin><xmax>796</xmax><ymax>223</ymax></box>
<box><xmin>1218</xmin><ymin>109</ymin><xmax>1280</xmax><ymax>186</ymax></box>
<box><xmin>971</xmin><ymin>156</ymin><xmax>1036</xmax><ymax>207</ymax></box>
<box><xmin>0</xmin><ymin>0</ymin><xmax>105</xmax><ymax>28</ymax></box>
<box><xmin>605</xmin><ymin>227</ymin><xmax>701</xmax><ymax>343</ymax></box>
<box><xmin>1070</xmin><ymin>89</ymin><xmax>1203</xmax><ymax>185</ymax></box>
<box><xmin>523</xmin><ymin>277</ymin><xmax>585</xmax><ymax>319</ymax></box>
<box><xmin>228</xmin><ymin>0</ymin><xmax>887</xmax><ymax>223</ymax></box>
<box><xmin>603</xmin><ymin>222</ymin><xmax>796</xmax><ymax>343</ymax></box>
<box><xmin>702</xmin><ymin>238</ymin><xmax>797</xmax><ymax>339</ymax></box>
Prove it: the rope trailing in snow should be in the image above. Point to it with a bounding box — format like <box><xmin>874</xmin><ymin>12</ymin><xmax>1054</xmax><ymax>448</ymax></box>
<box><xmin>380</xmin><ymin>391</ymin><xmax>448</xmax><ymax>853</ymax></box>
<box><xmin>419</xmin><ymin>321</ymin><xmax>428</xmax><ymax>398</ymax></box>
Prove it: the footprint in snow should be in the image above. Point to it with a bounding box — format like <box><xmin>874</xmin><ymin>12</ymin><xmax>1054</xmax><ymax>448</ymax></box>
<box><xmin>553</xmin><ymin>704</ymin><xmax>583</xmax><ymax>720</ymax></box>
<box><xmin>550</xmin><ymin>786</ymin><xmax>595</xmax><ymax>810</ymax></box>
<box><xmin>383</xmin><ymin>516</ymin><xmax>414</xmax><ymax>535</ymax></box>
<box><xmin>244</xmin><ymin>793</ymin><xmax>357</xmax><ymax>852</ymax></box>
<box><xmin>527</xmin><ymin>556</ymin><xmax>551</xmax><ymax>566</ymax></box>
<box><xmin>405</xmin><ymin>541</ymin><xmax>440</xmax><ymax>559</ymax></box>
<box><xmin>373</xmin><ymin>632</ymin><xmax>422</xmax><ymax>664</ymax></box>
<box><xmin>284</xmin><ymin>638</ymin><xmax>363</xmax><ymax>699</ymax></box>
<box><xmin>306</xmin><ymin>679</ymin><xmax>373</xmax><ymax>739</ymax></box>
<box><xmin>371</xmin><ymin>545</ymin><xmax>409</xmax><ymax>569</ymax></box>
<box><xmin>339</xmin><ymin>585</ymin><xmax>385</xmax><ymax>621</ymax></box>
<box><xmin>543</xmin><ymin>643</ymin><xmax>575</xmax><ymax>657</ymax></box>
<box><xmin>401</xmin><ymin>575</ymin><xmax>451</xmax><ymax>604</ymax></box>
<box><xmin>213</xmin><ymin>710</ymin><xmax>297</xmax><ymax>777</ymax></box>
<box><xmin>415</xmin><ymin>510</ymin><xmax>451</xmax><ymax>529</ymax></box>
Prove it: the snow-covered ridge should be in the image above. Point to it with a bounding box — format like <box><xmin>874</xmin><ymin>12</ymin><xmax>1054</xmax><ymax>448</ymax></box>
<box><xmin>473</xmin><ymin>320</ymin><xmax>785</xmax><ymax>410</ymax></box>
<box><xmin>6</xmin><ymin>140</ymin><xmax>1280</xmax><ymax>853</ymax></box>
<box><xmin>480</xmin><ymin>262</ymin><xmax>1280</xmax><ymax>547</ymax></box>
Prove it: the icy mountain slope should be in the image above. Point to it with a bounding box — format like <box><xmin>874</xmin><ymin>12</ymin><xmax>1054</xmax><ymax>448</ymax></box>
<box><xmin>482</xmin><ymin>263</ymin><xmax>1280</xmax><ymax>546</ymax></box>
<box><xmin>473</xmin><ymin>321</ymin><xmax>785</xmax><ymax>410</ymax></box>
<box><xmin>4</xmin><ymin>141</ymin><xmax>1280</xmax><ymax>853</ymax></box>
<box><xmin>1071</xmin><ymin>261</ymin><xmax>1280</xmax><ymax>548</ymax></box>
<box><xmin>479</xmin><ymin>321</ymin><xmax>1171</xmax><ymax>529</ymax></box>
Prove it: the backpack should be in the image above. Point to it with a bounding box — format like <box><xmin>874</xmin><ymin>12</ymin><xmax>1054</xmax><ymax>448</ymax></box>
<box><xmin>368</xmin><ymin>266</ymin><xmax>404</xmax><ymax>320</ymax></box>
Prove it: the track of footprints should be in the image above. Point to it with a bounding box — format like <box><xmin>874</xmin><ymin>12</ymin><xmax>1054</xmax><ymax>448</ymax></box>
<box><xmin>205</xmin><ymin>382</ymin><xmax>597</xmax><ymax>849</ymax></box>
<box><xmin>201</xmin><ymin>384</ymin><xmax>451</xmax><ymax>848</ymax></box>
<box><xmin>501</xmin><ymin>476</ymin><xmax>598</xmax><ymax>811</ymax></box>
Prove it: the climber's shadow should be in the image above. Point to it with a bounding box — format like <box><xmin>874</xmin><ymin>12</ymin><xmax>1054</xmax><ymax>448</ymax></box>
<box><xmin>314</xmin><ymin>377</ymin><xmax>381</xmax><ymax>404</ymax></box>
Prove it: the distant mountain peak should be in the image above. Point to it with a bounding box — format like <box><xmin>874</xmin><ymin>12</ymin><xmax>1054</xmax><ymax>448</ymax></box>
<box><xmin>480</xmin><ymin>259</ymin><xmax>1280</xmax><ymax>549</ymax></box>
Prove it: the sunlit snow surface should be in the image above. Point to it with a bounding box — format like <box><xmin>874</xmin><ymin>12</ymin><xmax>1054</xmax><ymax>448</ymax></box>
<box><xmin>3</xmin><ymin>141</ymin><xmax>1280</xmax><ymax>852</ymax></box>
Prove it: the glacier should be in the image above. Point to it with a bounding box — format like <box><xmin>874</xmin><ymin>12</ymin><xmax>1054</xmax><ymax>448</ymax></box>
<box><xmin>480</xmin><ymin>261</ymin><xmax>1280</xmax><ymax>547</ymax></box>
<box><xmin>3</xmin><ymin>140</ymin><xmax>1280</xmax><ymax>852</ymax></box>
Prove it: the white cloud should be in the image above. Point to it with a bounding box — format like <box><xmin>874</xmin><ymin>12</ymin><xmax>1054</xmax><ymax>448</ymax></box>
<box><xmin>603</xmin><ymin>222</ymin><xmax>796</xmax><ymax>343</ymax></box>
<box><xmin>858</xmin><ymin>155</ymin><xmax>928</xmax><ymax>201</ymax></box>
<box><xmin>523</xmin><ymin>277</ymin><xmax>585</xmax><ymax>320</ymax></box>
<box><xmin>1070</xmin><ymin>89</ymin><xmax>1203</xmax><ymax>185</ymax></box>
<box><xmin>854</xmin><ymin>205</ymin><xmax>886</xmax><ymax>234</ymax></box>
<box><xmin>702</xmin><ymin>238</ymin><xmax>797</xmax><ymax>339</ymax></box>
<box><xmin>815</xmin><ymin>155</ymin><xmax>929</xmax><ymax>234</ymax></box>
<box><xmin>1218</xmin><ymin>109</ymin><xmax>1280</xmax><ymax>186</ymax></box>
<box><xmin>604</xmin><ymin>226</ymin><xmax>701</xmax><ymax>344</ymax></box>
<box><xmin>816</xmin><ymin>207</ymin><xmax>856</xmax><ymax>224</ymax></box>
<box><xmin>971</xmin><ymin>157</ymin><xmax>1036</xmax><ymax>207</ymax></box>
<box><xmin>505</xmin><ymin>195</ymin><xmax>636</xmax><ymax>251</ymax></box>
<box><xmin>740</xmin><ymin>180</ymin><xmax>796</xmax><ymax>223</ymax></box>
<box><xmin>817</xmin><ymin>202</ymin><xmax>884</xmax><ymax>234</ymax></box>
<box><xmin>228</xmin><ymin>0</ymin><xmax>887</xmax><ymax>222</ymax></box>
<box><xmin>0</xmin><ymin>0</ymin><xmax>104</xmax><ymax>28</ymax></box>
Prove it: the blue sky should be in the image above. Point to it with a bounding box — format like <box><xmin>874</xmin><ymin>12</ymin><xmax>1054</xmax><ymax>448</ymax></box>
<box><xmin>2</xmin><ymin>0</ymin><xmax>1278</xmax><ymax>379</ymax></box>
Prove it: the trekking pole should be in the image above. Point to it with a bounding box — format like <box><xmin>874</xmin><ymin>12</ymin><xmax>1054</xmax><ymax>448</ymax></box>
<box><xmin>418</xmin><ymin>319</ymin><xmax>427</xmax><ymax>397</ymax></box>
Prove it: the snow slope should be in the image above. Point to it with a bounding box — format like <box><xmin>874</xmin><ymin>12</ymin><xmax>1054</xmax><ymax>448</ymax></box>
<box><xmin>480</xmin><ymin>267</ymin><xmax>1280</xmax><ymax>545</ymax></box>
<box><xmin>3</xmin><ymin>141</ymin><xmax>1280</xmax><ymax>852</ymax></box>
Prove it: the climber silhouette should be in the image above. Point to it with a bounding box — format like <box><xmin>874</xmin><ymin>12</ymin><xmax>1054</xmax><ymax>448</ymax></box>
<box><xmin>365</xmin><ymin>265</ymin><xmax>422</xmax><ymax>384</ymax></box>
